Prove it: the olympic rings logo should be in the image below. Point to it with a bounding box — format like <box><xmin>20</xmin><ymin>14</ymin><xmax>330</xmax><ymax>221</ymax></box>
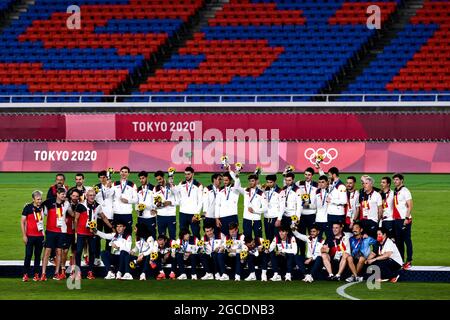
<box><xmin>304</xmin><ymin>148</ymin><xmax>338</xmax><ymax>165</ymax></box>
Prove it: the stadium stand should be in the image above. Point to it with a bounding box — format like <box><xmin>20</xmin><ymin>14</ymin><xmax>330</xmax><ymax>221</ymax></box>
<box><xmin>133</xmin><ymin>0</ymin><xmax>403</xmax><ymax>102</ymax></box>
<box><xmin>0</xmin><ymin>0</ymin><xmax>448</xmax><ymax>102</ymax></box>
<box><xmin>342</xmin><ymin>0</ymin><xmax>450</xmax><ymax>101</ymax></box>
<box><xmin>0</xmin><ymin>0</ymin><xmax>205</xmax><ymax>102</ymax></box>
<box><xmin>0</xmin><ymin>0</ymin><xmax>14</xmax><ymax>13</ymax></box>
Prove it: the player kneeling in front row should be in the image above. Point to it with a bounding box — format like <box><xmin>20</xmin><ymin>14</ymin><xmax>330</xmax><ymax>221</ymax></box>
<box><xmin>240</xmin><ymin>236</ymin><xmax>271</xmax><ymax>281</ymax></box>
<box><xmin>151</xmin><ymin>235</ymin><xmax>176</xmax><ymax>280</ymax></box>
<box><xmin>224</xmin><ymin>222</ymin><xmax>245</xmax><ymax>281</ymax></box>
<box><xmin>321</xmin><ymin>222</ymin><xmax>351</xmax><ymax>281</ymax></box>
<box><xmin>95</xmin><ymin>222</ymin><xmax>133</xmax><ymax>280</ymax></box>
<box><xmin>292</xmin><ymin>224</ymin><xmax>326</xmax><ymax>283</ymax></box>
<box><xmin>198</xmin><ymin>223</ymin><xmax>228</xmax><ymax>281</ymax></box>
<box><xmin>345</xmin><ymin>222</ymin><xmax>377</xmax><ymax>283</ymax></box>
<box><xmin>269</xmin><ymin>224</ymin><xmax>297</xmax><ymax>281</ymax></box>
<box><xmin>366</xmin><ymin>227</ymin><xmax>403</xmax><ymax>283</ymax></box>
<box><xmin>128</xmin><ymin>223</ymin><xmax>153</xmax><ymax>281</ymax></box>
<box><xmin>172</xmin><ymin>229</ymin><xmax>199</xmax><ymax>280</ymax></box>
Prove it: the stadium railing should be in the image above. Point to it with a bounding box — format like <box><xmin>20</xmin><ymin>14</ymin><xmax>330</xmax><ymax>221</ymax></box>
<box><xmin>0</xmin><ymin>93</ymin><xmax>450</xmax><ymax>106</ymax></box>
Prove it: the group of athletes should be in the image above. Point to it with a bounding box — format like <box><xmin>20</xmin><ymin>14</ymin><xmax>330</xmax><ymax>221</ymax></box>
<box><xmin>21</xmin><ymin>161</ymin><xmax>413</xmax><ymax>283</ymax></box>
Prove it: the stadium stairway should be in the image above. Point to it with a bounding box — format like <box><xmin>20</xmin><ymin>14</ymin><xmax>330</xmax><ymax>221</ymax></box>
<box><xmin>0</xmin><ymin>0</ymin><xmax>34</xmax><ymax>31</ymax></box>
<box><xmin>1</xmin><ymin>261</ymin><xmax>449</xmax><ymax>282</ymax></box>
<box><xmin>321</xmin><ymin>0</ymin><xmax>425</xmax><ymax>100</ymax></box>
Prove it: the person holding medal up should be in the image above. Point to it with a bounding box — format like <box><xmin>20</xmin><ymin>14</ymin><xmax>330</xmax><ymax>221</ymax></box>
<box><xmin>215</xmin><ymin>161</ymin><xmax>242</xmax><ymax>237</ymax></box>
<box><xmin>21</xmin><ymin>190</ymin><xmax>45</xmax><ymax>282</ymax></box>
<box><xmin>112</xmin><ymin>166</ymin><xmax>138</xmax><ymax>233</ymax></box>
<box><xmin>136</xmin><ymin>171</ymin><xmax>157</xmax><ymax>239</ymax></box>
<box><xmin>153</xmin><ymin>170</ymin><xmax>179</xmax><ymax>240</ymax></box>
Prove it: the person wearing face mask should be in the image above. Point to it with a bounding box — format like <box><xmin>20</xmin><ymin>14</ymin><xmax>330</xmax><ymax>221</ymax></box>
<box><xmin>345</xmin><ymin>222</ymin><xmax>377</xmax><ymax>283</ymax></box>
<box><xmin>366</xmin><ymin>227</ymin><xmax>403</xmax><ymax>283</ymax></box>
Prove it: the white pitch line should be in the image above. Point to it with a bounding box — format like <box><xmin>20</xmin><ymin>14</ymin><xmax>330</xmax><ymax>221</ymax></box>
<box><xmin>336</xmin><ymin>282</ymin><xmax>360</xmax><ymax>300</ymax></box>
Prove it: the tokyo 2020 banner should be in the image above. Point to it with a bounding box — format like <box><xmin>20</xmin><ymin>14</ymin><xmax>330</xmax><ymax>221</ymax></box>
<box><xmin>0</xmin><ymin>141</ymin><xmax>448</xmax><ymax>173</ymax></box>
<box><xmin>0</xmin><ymin>113</ymin><xmax>449</xmax><ymax>141</ymax></box>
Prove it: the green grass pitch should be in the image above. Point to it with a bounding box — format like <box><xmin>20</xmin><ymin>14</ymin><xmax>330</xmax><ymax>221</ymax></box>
<box><xmin>0</xmin><ymin>172</ymin><xmax>449</xmax><ymax>300</ymax></box>
<box><xmin>0</xmin><ymin>279</ymin><xmax>449</xmax><ymax>300</ymax></box>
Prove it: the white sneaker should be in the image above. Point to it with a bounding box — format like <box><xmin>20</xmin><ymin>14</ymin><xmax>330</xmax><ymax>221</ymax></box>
<box><xmin>285</xmin><ymin>273</ymin><xmax>292</xmax><ymax>281</ymax></box>
<box><xmin>356</xmin><ymin>276</ymin><xmax>364</xmax><ymax>282</ymax></box>
<box><xmin>261</xmin><ymin>271</ymin><xmax>267</xmax><ymax>282</ymax></box>
<box><xmin>245</xmin><ymin>273</ymin><xmax>257</xmax><ymax>281</ymax></box>
<box><xmin>191</xmin><ymin>274</ymin><xmax>197</xmax><ymax>280</ymax></box>
<box><xmin>122</xmin><ymin>273</ymin><xmax>133</xmax><ymax>280</ymax></box>
<box><xmin>305</xmin><ymin>274</ymin><xmax>314</xmax><ymax>283</ymax></box>
<box><xmin>214</xmin><ymin>273</ymin><xmax>221</xmax><ymax>280</ymax></box>
<box><xmin>177</xmin><ymin>273</ymin><xmax>187</xmax><ymax>280</ymax></box>
<box><xmin>139</xmin><ymin>273</ymin><xmax>146</xmax><ymax>281</ymax></box>
<box><xmin>94</xmin><ymin>258</ymin><xmax>102</xmax><ymax>266</ymax></box>
<box><xmin>116</xmin><ymin>271</ymin><xmax>122</xmax><ymax>280</ymax></box>
<box><xmin>201</xmin><ymin>273</ymin><xmax>214</xmax><ymax>280</ymax></box>
<box><xmin>235</xmin><ymin>275</ymin><xmax>240</xmax><ymax>281</ymax></box>
<box><xmin>219</xmin><ymin>274</ymin><xmax>229</xmax><ymax>281</ymax></box>
<box><xmin>346</xmin><ymin>275</ymin><xmax>356</xmax><ymax>283</ymax></box>
<box><xmin>104</xmin><ymin>271</ymin><xmax>115</xmax><ymax>280</ymax></box>
<box><xmin>270</xmin><ymin>273</ymin><xmax>282</xmax><ymax>281</ymax></box>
